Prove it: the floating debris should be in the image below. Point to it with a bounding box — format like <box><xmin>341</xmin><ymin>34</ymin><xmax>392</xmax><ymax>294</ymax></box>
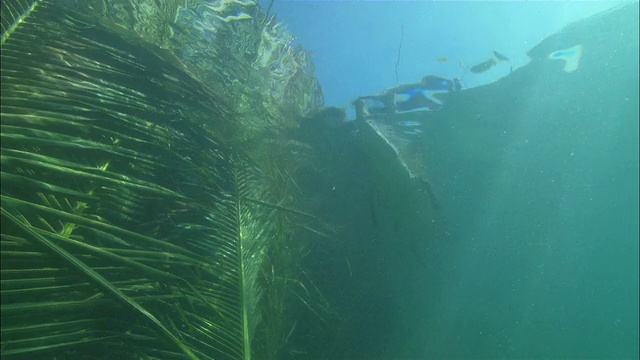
<box><xmin>469</xmin><ymin>50</ymin><xmax>511</xmax><ymax>74</ymax></box>
<box><xmin>548</xmin><ymin>44</ymin><xmax>584</xmax><ymax>73</ymax></box>
<box><xmin>470</xmin><ymin>58</ymin><xmax>497</xmax><ymax>74</ymax></box>
<box><xmin>493</xmin><ymin>50</ymin><xmax>510</xmax><ymax>62</ymax></box>
<box><xmin>399</xmin><ymin>121</ymin><xmax>422</xmax><ymax>127</ymax></box>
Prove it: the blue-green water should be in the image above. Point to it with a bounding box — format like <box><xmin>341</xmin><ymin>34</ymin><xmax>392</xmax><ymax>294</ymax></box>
<box><xmin>321</xmin><ymin>5</ymin><xmax>639</xmax><ymax>359</ymax></box>
<box><xmin>1</xmin><ymin>1</ymin><xmax>637</xmax><ymax>359</ymax></box>
<box><xmin>296</xmin><ymin>4</ymin><xmax>638</xmax><ymax>359</ymax></box>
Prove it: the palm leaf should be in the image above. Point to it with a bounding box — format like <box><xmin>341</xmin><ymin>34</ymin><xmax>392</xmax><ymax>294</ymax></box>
<box><xmin>1</xmin><ymin>207</ymin><xmax>199</xmax><ymax>359</ymax></box>
<box><xmin>0</xmin><ymin>2</ymin><xmax>306</xmax><ymax>359</ymax></box>
<box><xmin>1</xmin><ymin>0</ymin><xmax>41</xmax><ymax>45</ymax></box>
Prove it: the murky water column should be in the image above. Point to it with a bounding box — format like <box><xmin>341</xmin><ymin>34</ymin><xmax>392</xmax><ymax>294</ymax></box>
<box><xmin>386</xmin><ymin>5</ymin><xmax>638</xmax><ymax>359</ymax></box>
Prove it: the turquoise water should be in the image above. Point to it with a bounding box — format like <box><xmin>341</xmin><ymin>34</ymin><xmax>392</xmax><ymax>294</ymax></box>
<box><xmin>411</xmin><ymin>17</ymin><xmax>639</xmax><ymax>358</ymax></box>
<box><xmin>296</xmin><ymin>4</ymin><xmax>639</xmax><ymax>359</ymax></box>
<box><xmin>1</xmin><ymin>1</ymin><xmax>637</xmax><ymax>359</ymax></box>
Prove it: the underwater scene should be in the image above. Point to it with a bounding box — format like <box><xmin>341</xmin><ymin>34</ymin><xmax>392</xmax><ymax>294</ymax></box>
<box><xmin>1</xmin><ymin>0</ymin><xmax>638</xmax><ymax>359</ymax></box>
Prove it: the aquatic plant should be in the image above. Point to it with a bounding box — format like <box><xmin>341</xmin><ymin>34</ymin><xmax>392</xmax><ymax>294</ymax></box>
<box><xmin>1</xmin><ymin>1</ymin><xmax>327</xmax><ymax>359</ymax></box>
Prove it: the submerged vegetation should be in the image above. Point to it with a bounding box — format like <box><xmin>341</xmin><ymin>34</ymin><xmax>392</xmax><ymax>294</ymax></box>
<box><xmin>1</xmin><ymin>0</ymin><xmax>326</xmax><ymax>359</ymax></box>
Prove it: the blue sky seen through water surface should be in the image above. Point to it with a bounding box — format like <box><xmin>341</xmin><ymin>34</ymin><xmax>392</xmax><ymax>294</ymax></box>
<box><xmin>265</xmin><ymin>0</ymin><xmax>627</xmax><ymax>113</ymax></box>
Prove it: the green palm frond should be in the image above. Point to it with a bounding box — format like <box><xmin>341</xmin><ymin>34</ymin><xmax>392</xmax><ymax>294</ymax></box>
<box><xmin>1</xmin><ymin>2</ymin><xmax>307</xmax><ymax>359</ymax></box>
<box><xmin>1</xmin><ymin>0</ymin><xmax>41</xmax><ymax>45</ymax></box>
